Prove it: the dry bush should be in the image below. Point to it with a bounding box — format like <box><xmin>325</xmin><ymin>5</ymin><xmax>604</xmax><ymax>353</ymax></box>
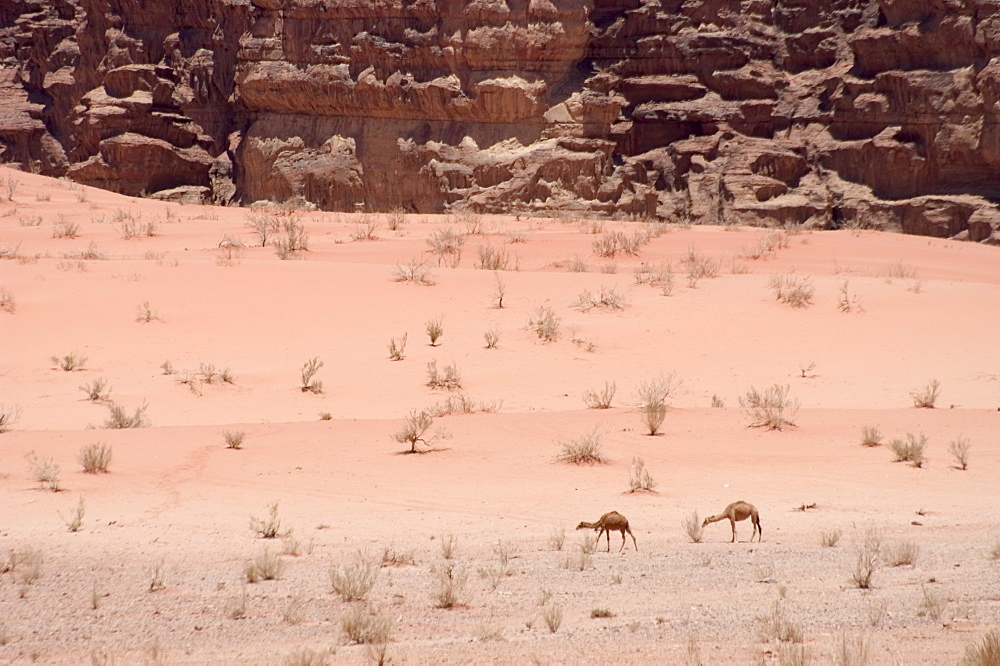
<box><xmin>424</xmin><ymin>314</ymin><xmax>444</xmax><ymax>346</ymax></box>
<box><xmin>711</xmin><ymin>394</ymin><xmax>725</xmax><ymax>408</ymax></box>
<box><xmin>583</xmin><ymin>380</ymin><xmax>616</xmax><ymax>409</ymax></box>
<box><xmin>483</xmin><ymin>326</ymin><xmax>501</xmax><ymax>349</ymax></box>
<box><xmin>330</xmin><ymin>552</ymin><xmax>380</xmax><ymax>601</ymax></box>
<box><xmin>889</xmin><ymin>432</ymin><xmax>927</xmax><ymax>467</ymax></box>
<box><xmin>884</xmin><ymin>540</ymin><xmax>919</xmax><ymax>567</ymax></box>
<box><xmin>25</xmin><ymin>451</ymin><xmax>61</xmax><ymax>491</ymax></box>
<box><xmin>567</xmin><ymin>255</ymin><xmax>589</xmax><ymax>272</ymax></box>
<box><xmin>910</xmin><ymin>378</ymin><xmax>941</xmax><ymax>408</ymax></box>
<box><xmin>949</xmin><ymin>436</ymin><xmax>971</xmax><ymax>470</ymax></box>
<box><xmin>427</xmin><ymin>393</ymin><xmax>502</xmax><ymax>417</ymax></box>
<box><xmin>476</xmin><ymin>244</ymin><xmax>510</xmax><ymax>270</ymax></box>
<box><xmin>542</xmin><ymin>603</ymin><xmax>564</xmax><ymax>633</ymax></box>
<box><xmin>917</xmin><ymin>584</ymin><xmax>946</xmax><ymax>623</ymax></box>
<box><xmin>387</xmin><ymin>333</ymin><xmax>407</xmax><ymax>361</ymax></box>
<box><xmin>245</xmin><ymin>547</ymin><xmax>284</xmax><ymax>583</ymax></box>
<box><xmin>434</xmin><ymin>563</ymin><xmax>470</xmax><ymax>608</ymax></box>
<box><xmin>556</xmin><ymin>428</ymin><xmax>605</xmax><ymax>464</ymax></box>
<box><xmin>628</xmin><ymin>457</ymin><xmax>657</xmax><ymax>493</ymax></box>
<box><xmin>768</xmin><ymin>273</ymin><xmax>814</xmax><ymax>308</ymax></box>
<box><xmin>5</xmin><ymin>546</ymin><xmax>44</xmax><ymax>586</ymax></box>
<box><xmin>102</xmin><ymin>401</ymin><xmax>150</xmax><ymax>429</ymax></box>
<box><xmin>427</xmin><ymin>227</ymin><xmax>465</xmax><ymax>267</ymax></box>
<box><xmin>820</xmin><ymin>528</ymin><xmax>841</xmax><ymax>548</ymax></box>
<box><xmin>439</xmin><ymin>533</ymin><xmax>458</xmax><ymax>559</ymax></box>
<box><xmin>148</xmin><ymin>559</ymin><xmax>166</xmax><ymax>592</ymax></box>
<box><xmin>426</xmin><ymin>360</ymin><xmax>462</xmax><ymax>390</ymax></box>
<box><xmin>274</xmin><ymin>217</ymin><xmax>309</xmax><ymax>258</ymax></box>
<box><xmin>61</xmin><ymin>497</ymin><xmax>85</xmax><ymax>532</ymax></box>
<box><xmin>882</xmin><ymin>260</ymin><xmax>917</xmax><ymax>279</ymax></box>
<box><xmin>78</xmin><ymin>442</ymin><xmax>112</xmax><ymax>473</ymax></box>
<box><xmin>52</xmin><ymin>352</ymin><xmax>87</xmax><ymax>371</ymax></box>
<box><xmin>860</xmin><ymin>425</ymin><xmax>882</xmax><ymax>447</ymax></box>
<box><xmin>641</xmin><ymin>401</ymin><xmax>667</xmax><ymax>436</ymax></box>
<box><xmin>833</xmin><ymin>632</ymin><xmax>871</xmax><ymax>666</ymax></box>
<box><xmin>851</xmin><ymin>528</ymin><xmax>882</xmax><ymax>589</ymax></box>
<box><xmin>224</xmin><ymin>430</ymin><xmax>246</xmax><ymax>449</ymax></box>
<box><xmin>634</xmin><ymin>372</ymin><xmax>682</xmax><ymax>407</ymax></box>
<box><xmin>247</xmin><ymin>213</ymin><xmax>281</xmax><ymax>246</ymax></box>
<box><xmin>962</xmin><ymin>630</ymin><xmax>1000</xmax><ymax>666</ymax></box>
<box><xmin>491</xmin><ymin>271</ymin><xmax>506</xmax><ymax>308</ymax></box>
<box><xmin>683</xmin><ymin>511</ymin><xmax>703</xmax><ymax>543</ymax></box>
<box><xmin>838</xmin><ymin>280</ymin><xmax>861</xmax><ymax>312</ymax></box>
<box><xmin>300</xmin><ymin>357</ymin><xmax>324</xmax><ymax>393</ymax></box>
<box><xmin>528</xmin><ymin>306</ymin><xmax>560</xmax><ymax>341</ymax></box>
<box><xmin>79</xmin><ymin>377</ymin><xmax>111</xmax><ymax>403</ymax></box>
<box><xmin>52</xmin><ymin>218</ymin><xmax>80</xmax><ymax>238</ymax></box>
<box><xmin>350</xmin><ymin>216</ymin><xmax>379</xmax><ymax>241</ymax></box>
<box><xmin>386</xmin><ymin>209</ymin><xmax>406</xmax><ymax>231</ymax></box>
<box><xmin>392</xmin><ymin>258</ymin><xmax>435</xmax><ymax>285</ymax></box>
<box><xmin>633</xmin><ymin>261</ymin><xmax>673</xmax><ymax>288</ymax></box>
<box><xmin>0</xmin><ymin>287</ymin><xmax>15</xmax><ymax>313</ymax></box>
<box><xmin>250</xmin><ymin>501</ymin><xmax>284</xmax><ymax>539</ymax></box>
<box><xmin>757</xmin><ymin>600</ymin><xmax>803</xmax><ymax>644</ymax></box>
<box><xmin>548</xmin><ymin>527</ymin><xmax>566</xmax><ymax>551</ymax></box>
<box><xmin>135</xmin><ymin>301</ymin><xmax>160</xmax><ymax>323</ymax></box>
<box><xmin>284</xmin><ymin>646</ymin><xmax>333</xmax><ymax>666</ymax></box>
<box><xmin>341</xmin><ymin>605</ymin><xmax>393</xmax><ymax>645</ymax></box>
<box><xmin>739</xmin><ymin>384</ymin><xmax>799</xmax><ymax>430</ymax></box>
<box><xmin>683</xmin><ymin>248</ymin><xmax>720</xmax><ymax>287</ymax></box>
<box><xmin>0</xmin><ymin>403</ymin><xmax>22</xmax><ymax>433</ymax></box>
<box><xmin>572</xmin><ymin>285</ymin><xmax>629</xmax><ymax>311</ymax></box>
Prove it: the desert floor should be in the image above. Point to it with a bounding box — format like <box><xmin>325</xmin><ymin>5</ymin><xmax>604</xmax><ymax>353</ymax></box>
<box><xmin>1</xmin><ymin>165</ymin><xmax>999</xmax><ymax>665</ymax></box>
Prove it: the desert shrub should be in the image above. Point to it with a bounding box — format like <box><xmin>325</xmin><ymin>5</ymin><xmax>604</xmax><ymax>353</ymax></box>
<box><xmin>476</xmin><ymin>244</ymin><xmax>509</xmax><ymax>270</ymax></box>
<box><xmin>25</xmin><ymin>451</ymin><xmax>61</xmax><ymax>491</ymax></box>
<box><xmin>889</xmin><ymin>432</ymin><xmax>927</xmax><ymax>467</ymax></box>
<box><xmin>641</xmin><ymin>401</ymin><xmax>667</xmax><ymax>436</ymax></box>
<box><xmin>300</xmin><ymin>357</ymin><xmax>324</xmax><ymax>393</ymax></box>
<box><xmin>860</xmin><ymin>425</ymin><xmax>882</xmax><ymax>447</ymax></box>
<box><xmin>528</xmin><ymin>306</ymin><xmax>560</xmax><ymax>341</ymax></box>
<box><xmin>768</xmin><ymin>274</ymin><xmax>814</xmax><ymax>307</ymax></box>
<box><xmin>387</xmin><ymin>333</ymin><xmax>407</xmax><ymax>361</ymax></box>
<box><xmin>738</xmin><ymin>384</ymin><xmax>799</xmax><ymax>430</ymax></box>
<box><xmin>568</xmin><ymin>255</ymin><xmax>589</xmax><ymax>272</ymax></box>
<box><xmin>542</xmin><ymin>603</ymin><xmax>564</xmax><ymax>633</ymax></box>
<box><xmin>78</xmin><ymin>442</ymin><xmax>112</xmax><ymax>473</ymax></box>
<box><xmin>393</xmin><ymin>409</ymin><xmax>447</xmax><ymax>453</ymax></box>
<box><xmin>0</xmin><ymin>403</ymin><xmax>22</xmax><ymax>433</ymax></box>
<box><xmin>949</xmin><ymin>436</ymin><xmax>971</xmax><ymax>470</ymax></box>
<box><xmin>118</xmin><ymin>216</ymin><xmax>157</xmax><ymax>239</ymax></box>
<box><xmin>330</xmin><ymin>552</ymin><xmax>380</xmax><ymax>601</ymax></box>
<box><xmin>224</xmin><ymin>430</ymin><xmax>246</xmax><ymax>449</ymax></box>
<box><xmin>582</xmin><ymin>380</ymin><xmax>616</xmax><ymax>409</ymax></box>
<box><xmin>910</xmin><ymin>378</ymin><xmax>940</xmax><ymax>408</ymax></box>
<box><xmin>548</xmin><ymin>527</ymin><xmax>566</xmax><ymax>551</ymax></box>
<box><xmin>427</xmin><ymin>227</ymin><xmax>464</xmax><ymax>267</ymax></box>
<box><xmin>483</xmin><ymin>326</ymin><xmax>501</xmax><ymax>349</ymax></box>
<box><xmin>135</xmin><ymin>301</ymin><xmax>160</xmax><ymax>323</ymax></box>
<box><xmin>628</xmin><ymin>457</ymin><xmax>656</xmax><ymax>492</ymax></box>
<box><xmin>61</xmin><ymin>497</ymin><xmax>85</xmax><ymax>532</ymax></box>
<box><xmin>758</xmin><ymin>600</ymin><xmax>803</xmax><ymax>644</ymax></box>
<box><xmin>711</xmin><ymin>394</ymin><xmax>725</xmax><ymax>408</ymax></box>
<box><xmin>341</xmin><ymin>605</ymin><xmax>393</xmax><ymax>645</ymax></box>
<box><xmin>591</xmin><ymin>608</ymin><xmax>614</xmax><ymax>618</ymax></box>
<box><xmin>102</xmin><ymin>401</ymin><xmax>150</xmax><ymax>429</ymax></box>
<box><xmin>683</xmin><ymin>248</ymin><xmax>720</xmax><ymax>287</ymax></box>
<box><xmin>386</xmin><ymin>209</ymin><xmax>406</xmax><ymax>231</ymax></box>
<box><xmin>634</xmin><ymin>262</ymin><xmax>673</xmax><ymax>288</ymax></box>
<box><xmin>3</xmin><ymin>176</ymin><xmax>17</xmax><ymax>200</ymax></box>
<box><xmin>0</xmin><ymin>287</ymin><xmax>14</xmax><ymax>313</ymax></box>
<box><xmin>593</xmin><ymin>230</ymin><xmax>647</xmax><ymax>258</ymax></box>
<box><xmin>838</xmin><ymin>280</ymin><xmax>861</xmax><ymax>312</ymax></box>
<box><xmin>962</xmin><ymin>630</ymin><xmax>1000</xmax><ymax>666</ymax></box>
<box><xmin>634</xmin><ymin>372</ymin><xmax>682</xmax><ymax>407</ymax></box>
<box><xmin>6</xmin><ymin>546</ymin><xmax>44</xmax><ymax>585</ymax></box>
<box><xmin>245</xmin><ymin>548</ymin><xmax>283</xmax><ymax>583</ymax></box>
<box><xmin>434</xmin><ymin>563</ymin><xmax>470</xmax><ymax>608</ymax></box>
<box><xmin>427</xmin><ymin>393</ymin><xmax>501</xmax><ymax>416</ymax></box>
<box><xmin>284</xmin><ymin>646</ymin><xmax>333</xmax><ymax>665</ymax></box>
<box><xmin>52</xmin><ymin>219</ymin><xmax>80</xmax><ymax>239</ymax></box>
<box><xmin>350</xmin><ymin>217</ymin><xmax>379</xmax><ymax>241</ymax></box>
<box><xmin>250</xmin><ymin>501</ymin><xmax>284</xmax><ymax>539</ymax></box>
<box><xmin>820</xmin><ymin>528</ymin><xmax>841</xmax><ymax>548</ymax></box>
<box><xmin>491</xmin><ymin>272</ymin><xmax>506</xmax><ymax>308</ymax></box>
<box><xmin>572</xmin><ymin>285</ymin><xmax>629</xmax><ymax>311</ymax></box>
<box><xmin>79</xmin><ymin>378</ymin><xmax>111</xmax><ymax>402</ymax></box>
<box><xmin>556</xmin><ymin>428</ymin><xmax>605</xmax><ymax>464</ymax></box>
<box><xmin>425</xmin><ymin>315</ymin><xmax>444</xmax><ymax>346</ymax></box>
<box><xmin>51</xmin><ymin>352</ymin><xmax>87</xmax><ymax>371</ymax></box>
<box><xmin>273</xmin><ymin>217</ymin><xmax>309</xmax><ymax>259</ymax></box>
<box><xmin>247</xmin><ymin>213</ymin><xmax>281</xmax><ymax>246</ymax></box>
<box><xmin>426</xmin><ymin>360</ymin><xmax>462</xmax><ymax>390</ymax></box>
<box><xmin>683</xmin><ymin>511</ymin><xmax>703</xmax><ymax>543</ymax></box>
<box><xmin>851</xmin><ymin>528</ymin><xmax>882</xmax><ymax>589</ymax></box>
<box><xmin>392</xmin><ymin>258</ymin><xmax>435</xmax><ymax>284</ymax></box>
<box><xmin>917</xmin><ymin>583</ymin><xmax>946</xmax><ymax>622</ymax></box>
<box><xmin>439</xmin><ymin>533</ymin><xmax>458</xmax><ymax>559</ymax></box>
<box><xmin>884</xmin><ymin>540</ymin><xmax>919</xmax><ymax>567</ymax></box>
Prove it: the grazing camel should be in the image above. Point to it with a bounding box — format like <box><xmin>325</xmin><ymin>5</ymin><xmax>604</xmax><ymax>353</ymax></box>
<box><xmin>576</xmin><ymin>511</ymin><xmax>638</xmax><ymax>552</ymax></box>
<box><xmin>702</xmin><ymin>501</ymin><xmax>762</xmax><ymax>543</ymax></box>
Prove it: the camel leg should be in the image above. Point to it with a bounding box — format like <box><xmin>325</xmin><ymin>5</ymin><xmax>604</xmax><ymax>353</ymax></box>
<box><xmin>618</xmin><ymin>529</ymin><xmax>626</xmax><ymax>553</ymax></box>
<box><xmin>730</xmin><ymin>518</ymin><xmax>736</xmax><ymax>543</ymax></box>
<box><xmin>605</xmin><ymin>529</ymin><xmax>611</xmax><ymax>552</ymax></box>
<box><xmin>627</xmin><ymin>527</ymin><xmax>638</xmax><ymax>551</ymax></box>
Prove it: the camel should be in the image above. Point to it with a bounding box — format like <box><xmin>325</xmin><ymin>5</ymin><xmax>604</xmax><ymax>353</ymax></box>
<box><xmin>702</xmin><ymin>501</ymin><xmax>762</xmax><ymax>543</ymax></box>
<box><xmin>576</xmin><ymin>511</ymin><xmax>638</xmax><ymax>552</ymax></box>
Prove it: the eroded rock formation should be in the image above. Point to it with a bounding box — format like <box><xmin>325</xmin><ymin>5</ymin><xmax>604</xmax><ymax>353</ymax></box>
<box><xmin>2</xmin><ymin>0</ymin><xmax>999</xmax><ymax>240</ymax></box>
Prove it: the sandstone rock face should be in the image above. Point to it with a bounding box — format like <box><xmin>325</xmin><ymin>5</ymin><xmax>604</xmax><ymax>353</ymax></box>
<box><xmin>2</xmin><ymin>0</ymin><xmax>999</xmax><ymax>240</ymax></box>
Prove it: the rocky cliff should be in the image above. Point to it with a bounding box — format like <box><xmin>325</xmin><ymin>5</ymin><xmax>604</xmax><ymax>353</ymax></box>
<box><xmin>2</xmin><ymin>0</ymin><xmax>999</xmax><ymax>240</ymax></box>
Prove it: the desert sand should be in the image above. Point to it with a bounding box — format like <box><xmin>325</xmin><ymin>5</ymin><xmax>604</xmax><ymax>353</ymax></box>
<box><xmin>1</xmin><ymin>165</ymin><xmax>999</xmax><ymax>664</ymax></box>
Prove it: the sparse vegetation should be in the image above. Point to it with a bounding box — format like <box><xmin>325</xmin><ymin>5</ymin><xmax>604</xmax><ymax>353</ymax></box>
<box><xmin>247</xmin><ymin>213</ymin><xmax>281</xmax><ymax>247</ymax></box>
<box><xmin>917</xmin><ymin>583</ymin><xmax>946</xmax><ymax>623</ymax></box>
<box><xmin>851</xmin><ymin>528</ymin><xmax>882</xmax><ymax>589</ymax></box>
<box><xmin>885</xmin><ymin>540</ymin><xmax>919</xmax><ymax>567</ymax></box>
<box><xmin>51</xmin><ymin>352</ymin><xmax>88</xmax><ymax>371</ymax></box>
<box><xmin>582</xmin><ymin>380</ymin><xmax>616</xmax><ymax>409</ymax></box>
<box><xmin>274</xmin><ymin>217</ymin><xmax>309</xmax><ymax>258</ymax></box>
<box><xmin>341</xmin><ymin>605</ymin><xmax>393</xmax><ymax>645</ymax></box>
<box><xmin>821</xmin><ymin>528</ymin><xmax>841</xmax><ymax>548</ymax></box>
<box><xmin>949</xmin><ymin>436</ymin><xmax>971</xmax><ymax>470</ymax></box>
<box><xmin>350</xmin><ymin>217</ymin><xmax>379</xmax><ymax>241</ymax></box>
<box><xmin>910</xmin><ymin>378</ymin><xmax>941</xmax><ymax>408</ymax></box>
<box><xmin>491</xmin><ymin>272</ymin><xmax>506</xmax><ymax>308</ymax></box>
<box><xmin>135</xmin><ymin>301</ymin><xmax>160</xmax><ymax>323</ymax></box>
<box><xmin>393</xmin><ymin>409</ymin><xmax>447</xmax><ymax>453</ymax></box>
<box><xmin>250</xmin><ymin>501</ymin><xmax>284</xmax><ymax>539</ymax></box>
<box><xmin>79</xmin><ymin>377</ymin><xmax>111</xmax><ymax>402</ymax></box>
<box><xmin>483</xmin><ymin>326</ymin><xmax>500</xmax><ymax>349</ymax></box>
<box><xmin>572</xmin><ymin>285</ymin><xmax>629</xmax><ymax>311</ymax></box>
<box><xmin>861</xmin><ymin>425</ymin><xmax>882</xmax><ymax>447</ymax></box>
<box><xmin>758</xmin><ymin>600</ymin><xmax>804</xmax><ymax>644</ymax></box>
<box><xmin>26</xmin><ymin>451</ymin><xmax>61</xmax><ymax>492</ymax></box>
<box><xmin>476</xmin><ymin>244</ymin><xmax>510</xmax><ymax>270</ymax></box>
<box><xmin>330</xmin><ymin>552</ymin><xmax>380</xmax><ymax>601</ymax></box>
<box><xmin>542</xmin><ymin>603</ymin><xmax>564</xmax><ymax>633</ymax></box>
<box><xmin>889</xmin><ymin>432</ymin><xmax>927</xmax><ymax>467</ymax></box>
<box><xmin>52</xmin><ymin>218</ymin><xmax>80</xmax><ymax>239</ymax></box>
<box><xmin>528</xmin><ymin>305</ymin><xmax>560</xmax><ymax>341</ymax></box>
<box><xmin>548</xmin><ymin>527</ymin><xmax>566</xmax><ymax>551</ymax></box>
<box><xmin>0</xmin><ymin>287</ymin><xmax>14</xmax><ymax>313</ymax></box>
<box><xmin>300</xmin><ymin>357</ymin><xmax>324</xmax><ymax>393</ymax></box>
<box><xmin>427</xmin><ymin>227</ymin><xmax>464</xmax><ymax>267</ymax></box>
<box><xmin>439</xmin><ymin>534</ymin><xmax>458</xmax><ymax>559</ymax></box>
<box><xmin>387</xmin><ymin>333</ymin><xmax>407</xmax><ymax>361</ymax></box>
<box><xmin>0</xmin><ymin>403</ymin><xmax>22</xmax><ymax>433</ymax></box>
<box><xmin>739</xmin><ymin>384</ymin><xmax>799</xmax><ymax>430</ymax></box>
<box><xmin>683</xmin><ymin>248</ymin><xmax>720</xmax><ymax>287</ymax></box>
<box><xmin>224</xmin><ymin>430</ymin><xmax>246</xmax><ymax>449</ymax></box>
<box><xmin>962</xmin><ymin>629</ymin><xmax>1000</xmax><ymax>666</ymax></box>
<box><xmin>245</xmin><ymin>547</ymin><xmax>284</xmax><ymax>583</ymax></box>
<box><xmin>102</xmin><ymin>401</ymin><xmax>151</xmax><ymax>429</ymax></box>
<box><xmin>556</xmin><ymin>428</ymin><xmax>605</xmax><ymax>464</ymax></box>
<box><xmin>628</xmin><ymin>457</ymin><xmax>657</xmax><ymax>492</ymax></box>
<box><xmin>62</xmin><ymin>497</ymin><xmax>85</xmax><ymax>532</ymax></box>
<box><xmin>838</xmin><ymin>280</ymin><xmax>861</xmax><ymax>312</ymax></box>
<box><xmin>425</xmin><ymin>315</ymin><xmax>444</xmax><ymax>346</ymax></box>
<box><xmin>634</xmin><ymin>373</ymin><xmax>680</xmax><ymax>436</ymax></box>
<box><xmin>768</xmin><ymin>273</ymin><xmax>814</xmax><ymax>307</ymax></box>
<box><xmin>683</xmin><ymin>511</ymin><xmax>704</xmax><ymax>543</ymax></box>
<box><xmin>392</xmin><ymin>258</ymin><xmax>435</xmax><ymax>284</ymax></box>
<box><xmin>426</xmin><ymin>360</ymin><xmax>462</xmax><ymax>390</ymax></box>
<box><xmin>434</xmin><ymin>562</ymin><xmax>470</xmax><ymax>608</ymax></box>
<box><xmin>78</xmin><ymin>442</ymin><xmax>112</xmax><ymax>473</ymax></box>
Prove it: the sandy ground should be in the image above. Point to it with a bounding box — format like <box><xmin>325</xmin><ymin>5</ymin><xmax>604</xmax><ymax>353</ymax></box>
<box><xmin>1</xmin><ymin>165</ymin><xmax>999</xmax><ymax>664</ymax></box>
